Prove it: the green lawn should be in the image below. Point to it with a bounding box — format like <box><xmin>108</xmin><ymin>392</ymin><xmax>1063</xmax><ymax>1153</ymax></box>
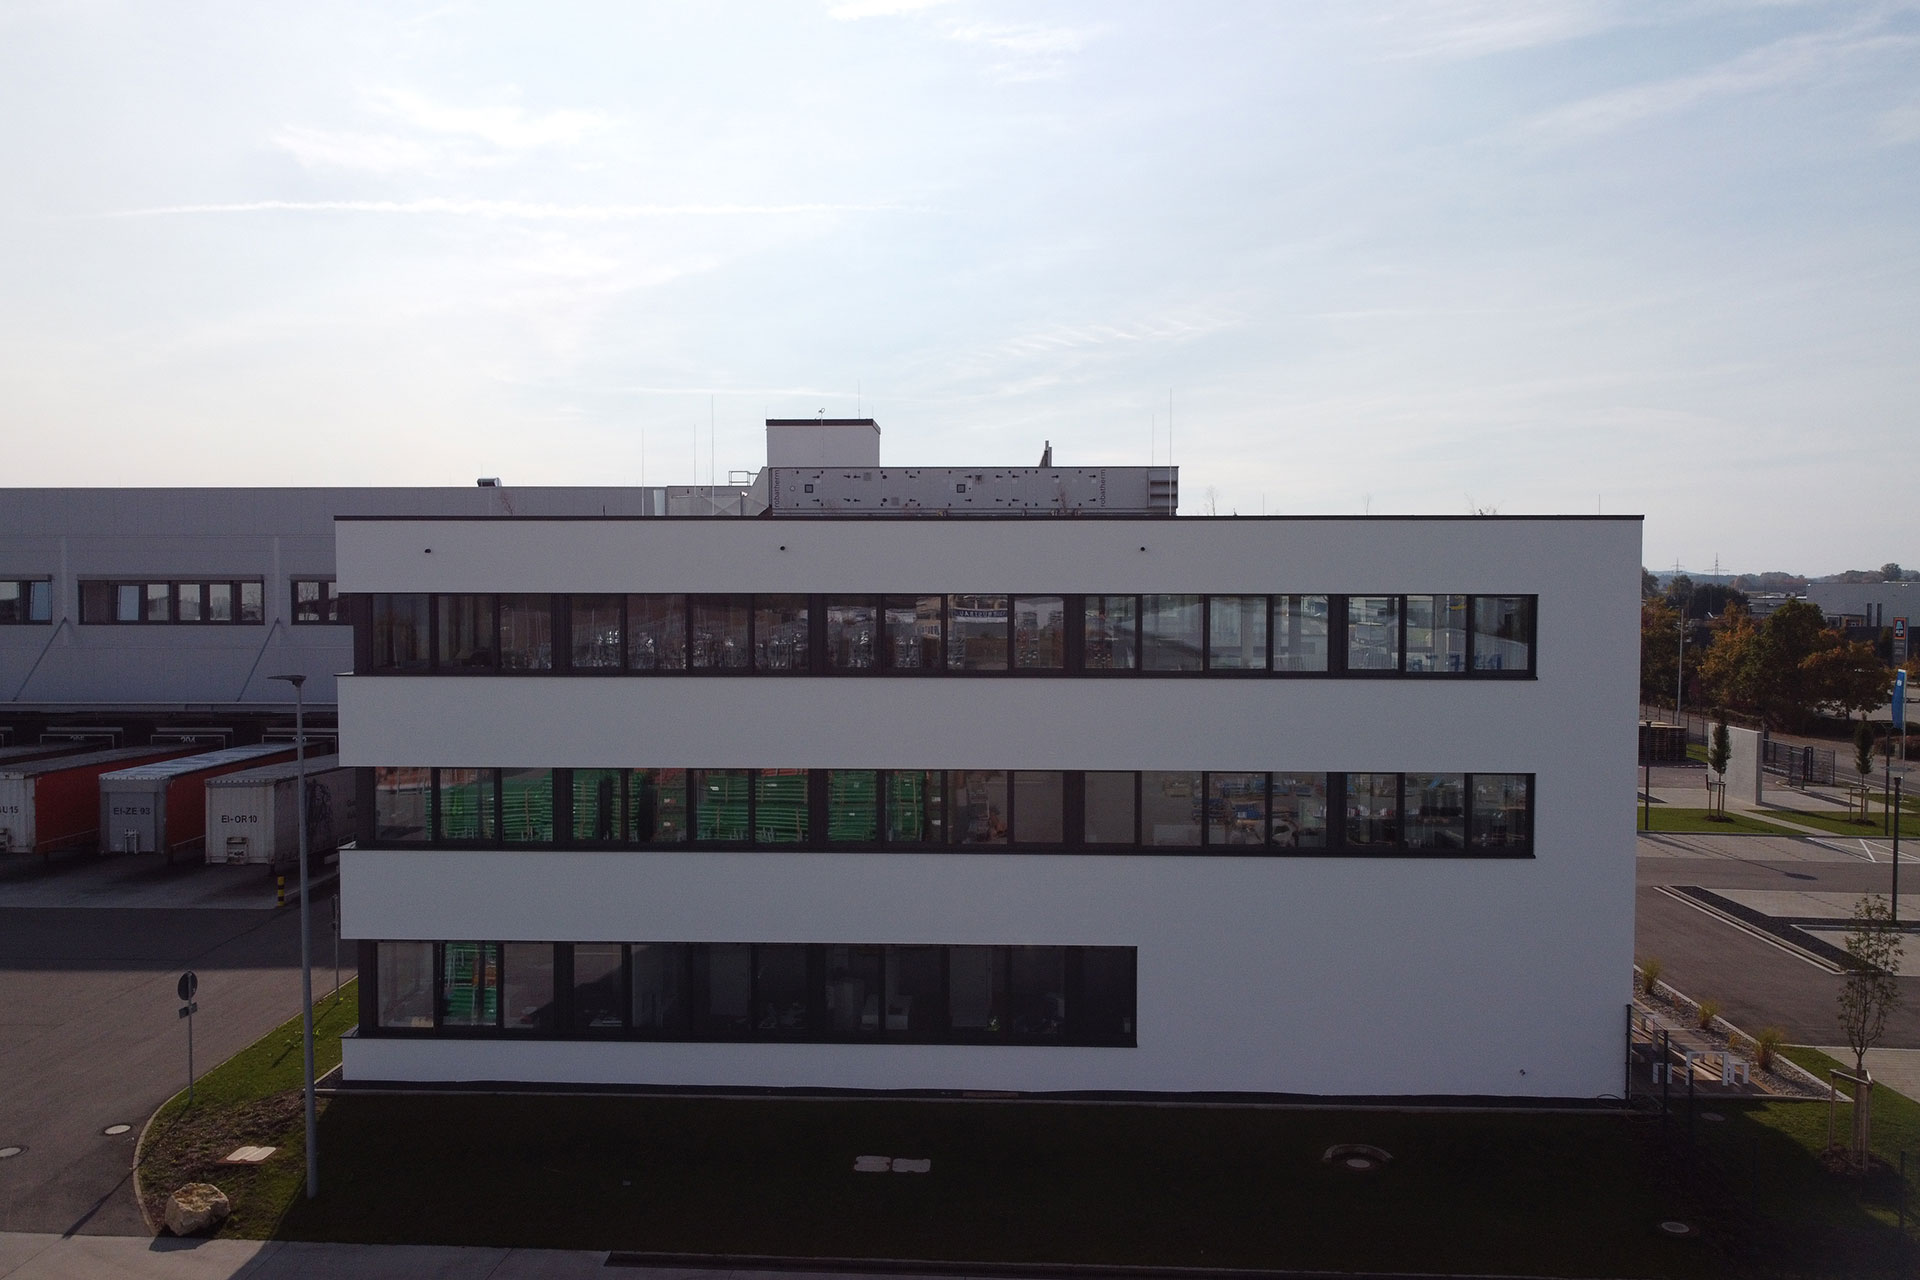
<box><xmin>1639</xmin><ymin>807</ymin><xmax>1803</xmax><ymax>835</ymax></box>
<box><xmin>1770</xmin><ymin>808</ymin><xmax>1920</xmax><ymax>838</ymax></box>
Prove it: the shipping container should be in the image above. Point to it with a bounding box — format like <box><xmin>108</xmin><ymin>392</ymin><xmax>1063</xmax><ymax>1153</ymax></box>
<box><xmin>203</xmin><ymin>754</ymin><xmax>356</xmax><ymax>866</ymax></box>
<box><xmin>98</xmin><ymin>744</ymin><xmax>300</xmax><ymax>859</ymax></box>
<box><xmin>0</xmin><ymin>745</ymin><xmax>197</xmax><ymax>856</ymax></box>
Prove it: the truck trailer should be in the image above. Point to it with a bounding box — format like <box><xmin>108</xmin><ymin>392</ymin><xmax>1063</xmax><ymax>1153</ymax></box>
<box><xmin>0</xmin><ymin>745</ymin><xmax>196</xmax><ymax>856</ymax></box>
<box><xmin>98</xmin><ymin>744</ymin><xmax>300</xmax><ymax>860</ymax></box>
<box><xmin>204</xmin><ymin>753</ymin><xmax>355</xmax><ymax>867</ymax></box>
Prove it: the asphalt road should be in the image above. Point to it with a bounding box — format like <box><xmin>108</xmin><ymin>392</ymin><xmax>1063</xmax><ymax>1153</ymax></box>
<box><xmin>0</xmin><ymin>889</ymin><xmax>327</xmax><ymax>1236</ymax></box>
<box><xmin>1636</xmin><ymin>830</ymin><xmax>1920</xmax><ymax>1049</ymax></box>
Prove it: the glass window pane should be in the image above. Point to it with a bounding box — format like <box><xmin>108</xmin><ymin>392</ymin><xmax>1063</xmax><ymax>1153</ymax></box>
<box><xmin>1084</xmin><ymin>596</ymin><xmax>1137</xmax><ymax>670</ymax></box>
<box><xmin>826</xmin><ymin>945</ymin><xmax>883</xmax><ymax>1035</ymax></box>
<box><xmin>207</xmin><ymin>581</ymin><xmax>234</xmax><ymax>623</ymax></box>
<box><xmin>693</xmin><ymin>943</ymin><xmax>752</xmax><ymax>1037</ymax></box>
<box><xmin>80</xmin><ymin>581</ymin><xmax>112</xmax><ymax>623</ymax></box>
<box><xmin>1207</xmin><ymin>597</ymin><xmax>1268</xmax><ymax>670</ymax></box>
<box><xmin>627</xmin><ymin>595</ymin><xmax>686</xmax><ymax>670</ymax></box>
<box><xmin>239</xmin><ymin>581</ymin><xmax>263</xmax><ymax>623</ymax></box>
<box><xmin>437</xmin><ymin>768</ymin><xmax>497</xmax><ymax>842</ymax></box>
<box><xmin>946</xmin><ymin>594</ymin><xmax>1008</xmax><ymax>671</ymax></box>
<box><xmin>1141</xmin><ymin>595</ymin><xmax>1203</xmax><ymax>671</ymax></box>
<box><xmin>437</xmin><ymin>595</ymin><xmax>496</xmax><ymax>669</ymax></box>
<box><xmin>374</xmin><ymin>594</ymin><xmax>429</xmax><ymax>670</ymax></box>
<box><xmin>631</xmin><ymin>943</ymin><xmax>689</xmax><ymax>1035</ymax></box>
<box><xmin>27</xmin><ymin>579</ymin><xmax>50</xmax><ymax>622</ymax></box>
<box><xmin>828</xmin><ymin>770</ymin><xmax>878</xmax><ymax>843</ymax></box>
<box><xmin>502</xmin><ymin>769</ymin><xmax>554</xmax><ymax>843</ymax></box>
<box><xmin>1474</xmin><ymin>597</ymin><xmax>1533</xmax><ymax>672</ymax></box>
<box><xmin>1270</xmin><ymin>773</ymin><xmax>1328</xmax><ymax>848</ymax></box>
<box><xmin>947</xmin><ymin>770</ymin><xmax>1008</xmax><ymax>845</ymax></box>
<box><xmin>1012</xmin><ymin>771</ymin><xmax>1063</xmax><ymax>844</ymax></box>
<box><xmin>884</xmin><ymin>946</ymin><xmax>945</xmax><ymax>1037</ymax></box>
<box><xmin>376</xmin><ymin>941</ymin><xmax>435</xmax><ymax>1029</ymax></box>
<box><xmin>573</xmin><ymin>944</ymin><xmax>626</xmax><ymax>1031</ymax></box>
<box><xmin>1207</xmin><ymin>772</ymin><xmax>1266</xmax><ymax>846</ymax></box>
<box><xmin>175</xmin><ymin>583</ymin><xmax>202</xmax><ymax>623</ymax></box>
<box><xmin>1076</xmin><ymin>949</ymin><xmax>1136</xmax><ymax>1042</ymax></box>
<box><xmin>696</xmin><ymin>769</ymin><xmax>750</xmax><ymax>842</ymax></box>
<box><xmin>753</xmin><ymin>595</ymin><xmax>809</xmax><ymax>671</ymax></box>
<box><xmin>1013</xmin><ymin>596</ymin><xmax>1065</xmax><ymax>669</ymax></box>
<box><xmin>570</xmin><ymin>594</ymin><xmax>623</xmax><ymax>670</ymax></box>
<box><xmin>1272</xmin><ymin>596</ymin><xmax>1329</xmax><ymax>672</ymax></box>
<box><xmin>0</xmin><ymin>582</ymin><xmax>20</xmax><ymax>623</ymax></box>
<box><xmin>1084</xmin><ymin>771</ymin><xmax>1137</xmax><ymax>845</ymax></box>
<box><xmin>1472</xmin><ymin>774</ymin><xmax>1531</xmax><ymax>848</ymax></box>
<box><xmin>441</xmin><ymin>942</ymin><xmax>499</xmax><ymax>1028</ymax></box>
<box><xmin>294</xmin><ymin>580</ymin><xmax>322</xmax><ymax>624</ymax></box>
<box><xmin>754</xmin><ymin>944</ymin><xmax>811</xmax><ymax>1036</ymax></box>
<box><xmin>884</xmin><ymin>595</ymin><xmax>942</xmax><ymax>670</ymax></box>
<box><xmin>374</xmin><ymin>767</ymin><xmax>431</xmax><ymax>842</ymax></box>
<box><xmin>1141</xmin><ymin>771</ymin><xmax>1201</xmax><ymax>846</ymax></box>
<box><xmin>1407</xmin><ymin>773</ymin><xmax>1467</xmax><ymax>850</ymax></box>
<box><xmin>145</xmin><ymin>582</ymin><xmax>170</xmax><ymax>622</ymax></box>
<box><xmin>1010</xmin><ymin>946</ymin><xmax>1066</xmax><ymax>1038</ymax></box>
<box><xmin>502</xmin><ymin>943</ymin><xmax>555</xmax><ymax>1031</ymax></box>
<box><xmin>629</xmin><ymin>769</ymin><xmax>687</xmax><ymax>843</ymax></box>
<box><xmin>1347</xmin><ymin>596</ymin><xmax>1400</xmax><ymax>671</ymax></box>
<box><xmin>115</xmin><ymin>584</ymin><xmax>141</xmax><ymax>622</ymax></box>
<box><xmin>948</xmin><ymin>946</ymin><xmax>1006</xmax><ymax>1035</ymax></box>
<box><xmin>1406</xmin><ymin>595</ymin><xmax>1469</xmax><ymax>673</ymax></box>
<box><xmin>691</xmin><ymin>595</ymin><xmax>750</xmax><ymax>669</ymax></box>
<box><xmin>754</xmin><ymin>769</ymin><xmax>808</xmax><ymax>843</ymax></box>
<box><xmin>500</xmin><ymin>595</ymin><xmax>553</xmax><ymax>671</ymax></box>
<box><xmin>1346</xmin><ymin>773</ymin><xmax>1401</xmax><ymax>846</ymax></box>
<box><xmin>885</xmin><ymin>770</ymin><xmax>944</xmax><ymax>844</ymax></box>
<box><xmin>573</xmin><ymin>768</ymin><xmax>623</xmax><ymax>843</ymax></box>
<box><xmin>826</xmin><ymin>598</ymin><xmax>877</xmax><ymax>671</ymax></box>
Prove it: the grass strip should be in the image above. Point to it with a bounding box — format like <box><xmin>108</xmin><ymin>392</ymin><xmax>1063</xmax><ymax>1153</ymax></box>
<box><xmin>1638</xmin><ymin>807</ymin><xmax>1803</xmax><ymax>835</ymax></box>
<box><xmin>1772</xmin><ymin>809</ymin><xmax>1920</xmax><ymax>838</ymax></box>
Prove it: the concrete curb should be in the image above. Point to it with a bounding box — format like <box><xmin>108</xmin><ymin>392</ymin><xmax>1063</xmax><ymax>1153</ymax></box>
<box><xmin>1633</xmin><ymin>966</ymin><xmax>1836</xmax><ymax>1098</ymax></box>
<box><xmin>131</xmin><ymin>1082</ymin><xmax>191</xmax><ymax>1237</ymax></box>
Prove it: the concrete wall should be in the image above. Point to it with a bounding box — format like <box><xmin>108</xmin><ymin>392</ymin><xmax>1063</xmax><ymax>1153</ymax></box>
<box><xmin>335</xmin><ymin>515</ymin><xmax>1643</xmax><ymax>1098</ymax></box>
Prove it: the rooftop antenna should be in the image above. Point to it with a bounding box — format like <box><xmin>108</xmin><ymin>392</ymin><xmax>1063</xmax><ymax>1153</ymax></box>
<box><xmin>1150</xmin><ymin>412</ymin><xmax>1156</xmax><ymax>467</ymax></box>
<box><xmin>1168</xmin><ymin>389</ymin><xmax>1174</xmax><ymax>471</ymax></box>
<box><xmin>710</xmin><ymin>395</ymin><xmax>718</xmax><ymax>514</ymax></box>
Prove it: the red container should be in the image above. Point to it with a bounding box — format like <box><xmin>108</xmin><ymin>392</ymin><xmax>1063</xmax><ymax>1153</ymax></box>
<box><xmin>0</xmin><ymin>746</ymin><xmax>196</xmax><ymax>856</ymax></box>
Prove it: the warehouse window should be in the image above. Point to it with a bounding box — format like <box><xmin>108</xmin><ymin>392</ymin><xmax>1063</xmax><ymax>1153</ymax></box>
<box><xmin>0</xmin><ymin>580</ymin><xmax>51</xmax><ymax>624</ymax></box>
<box><xmin>78</xmin><ymin>578</ymin><xmax>265</xmax><ymax>625</ymax></box>
<box><xmin>292</xmin><ymin>579</ymin><xmax>342</xmax><ymax>625</ymax></box>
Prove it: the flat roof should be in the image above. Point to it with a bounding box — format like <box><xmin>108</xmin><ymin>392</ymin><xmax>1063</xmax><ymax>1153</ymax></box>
<box><xmin>99</xmin><ymin>743</ymin><xmax>295</xmax><ymax>783</ymax></box>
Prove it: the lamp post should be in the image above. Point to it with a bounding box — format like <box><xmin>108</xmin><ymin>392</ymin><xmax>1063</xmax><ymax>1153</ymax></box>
<box><xmin>269</xmin><ymin>672</ymin><xmax>318</xmax><ymax>1200</ymax></box>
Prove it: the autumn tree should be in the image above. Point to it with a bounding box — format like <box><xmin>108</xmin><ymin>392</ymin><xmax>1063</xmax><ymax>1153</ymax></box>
<box><xmin>1802</xmin><ymin>641</ymin><xmax>1894</xmax><ymax>723</ymax></box>
<box><xmin>1838</xmin><ymin>895</ymin><xmax>1904</xmax><ymax>1169</ymax></box>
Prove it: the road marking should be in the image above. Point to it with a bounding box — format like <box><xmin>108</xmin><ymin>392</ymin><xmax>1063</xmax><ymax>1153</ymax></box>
<box><xmin>1653</xmin><ymin>885</ymin><xmax>1844</xmax><ymax>973</ymax></box>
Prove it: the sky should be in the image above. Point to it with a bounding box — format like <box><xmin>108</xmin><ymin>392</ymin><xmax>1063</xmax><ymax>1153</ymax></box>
<box><xmin>1</xmin><ymin>1</ymin><xmax>1915</xmax><ymax>575</ymax></box>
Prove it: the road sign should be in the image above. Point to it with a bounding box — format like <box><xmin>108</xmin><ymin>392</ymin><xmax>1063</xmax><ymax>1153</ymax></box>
<box><xmin>176</xmin><ymin>1001</ymin><xmax>197</xmax><ymax>1018</ymax></box>
<box><xmin>177</xmin><ymin>971</ymin><xmax>197</xmax><ymax>1002</ymax></box>
<box><xmin>1898</xmin><ymin>669</ymin><xmax>1908</xmax><ymax>734</ymax></box>
<box><xmin>1896</xmin><ymin>618</ymin><xmax>1909</xmax><ymax>640</ymax></box>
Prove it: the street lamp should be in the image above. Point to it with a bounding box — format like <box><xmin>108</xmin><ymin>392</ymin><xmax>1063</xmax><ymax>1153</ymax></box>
<box><xmin>268</xmin><ymin>672</ymin><xmax>318</xmax><ymax>1200</ymax></box>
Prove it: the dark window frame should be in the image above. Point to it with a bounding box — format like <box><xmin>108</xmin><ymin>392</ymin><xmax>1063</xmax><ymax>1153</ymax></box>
<box><xmin>0</xmin><ymin>579</ymin><xmax>53</xmax><ymax>625</ymax></box>
<box><xmin>78</xmin><ymin>577</ymin><xmax>268</xmax><ymax>625</ymax></box>
<box><xmin>291</xmin><ymin>578</ymin><xmax>344</xmax><ymax>626</ymax></box>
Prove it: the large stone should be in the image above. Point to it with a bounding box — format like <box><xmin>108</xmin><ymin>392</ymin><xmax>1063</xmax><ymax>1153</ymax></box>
<box><xmin>164</xmin><ymin>1183</ymin><xmax>231</xmax><ymax>1236</ymax></box>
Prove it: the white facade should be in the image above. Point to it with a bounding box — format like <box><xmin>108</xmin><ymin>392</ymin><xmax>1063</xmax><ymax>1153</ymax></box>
<box><xmin>336</xmin><ymin>514</ymin><xmax>1641</xmax><ymax>1099</ymax></box>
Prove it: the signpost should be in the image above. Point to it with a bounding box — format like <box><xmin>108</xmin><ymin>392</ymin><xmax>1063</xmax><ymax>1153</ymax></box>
<box><xmin>1894</xmin><ymin>617</ymin><xmax>1908</xmax><ymax>666</ymax></box>
<box><xmin>177</xmin><ymin>970</ymin><xmax>199</xmax><ymax>1104</ymax></box>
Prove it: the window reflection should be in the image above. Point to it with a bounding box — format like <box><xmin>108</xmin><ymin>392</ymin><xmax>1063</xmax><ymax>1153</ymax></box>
<box><xmin>1270</xmin><ymin>773</ymin><xmax>1328</xmax><ymax>848</ymax></box>
<box><xmin>946</xmin><ymin>595</ymin><xmax>1008</xmax><ymax>671</ymax></box>
<box><xmin>948</xmin><ymin>946</ymin><xmax>1007</xmax><ymax>1036</ymax></box>
<box><xmin>690</xmin><ymin>595</ymin><xmax>750</xmax><ymax>669</ymax></box>
<box><xmin>437</xmin><ymin>768</ymin><xmax>496</xmax><ymax>842</ymax></box>
<box><xmin>1012</xmin><ymin>771</ymin><xmax>1063</xmax><ymax>843</ymax></box>
<box><xmin>1013</xmin><ymin>596</ymin><xmax>1065</xmax><ymax>669</ymax></box>
<box><xmin>377</xmin><ymin>941</ymin><xmax>434</xmax><ymax>1028</ymax></box>
<box><xmin>1085</xmin><ymin>596</ymin><xmax>1137</xmax><ymax>670</ymax></box>
<box><xmin>884</xmin><ymin>945</ymin><xmax>945</xmax><ymax>1037</ymax></box>
<box><xmin>1141</xmin><ymin>771</ymin><xmax>1202</xmax><ymax>846</ymax></box>
<box><xmin>570</xmin><ymin>595</ymin><xmax>623</xmax><ymax>670</ymax></box>
<box><xmin>1472</xmin><ymin>774</ymin><xmax>1530</xmax><ymax>847</ymax></box>
<box><xmin>441</xmin><ymin>942</ymin><xmax>499</xmax><ymax>1028</ymax></box>
<box><xmin>374</xmin><ymin>595</ymin><xmax>430</xmax><ymax>671</ymax></box>
<box><xmin>1206</xmin><ymin>772</ymin><xmax>1267</xmax><ymax>845</ymax></box>
<box><xmin>502</xmin><ymin>942</ymin><xmax>555</xmax><ymax>1031</ymax></box>
<box><xmin>573</xmin><ymin>944</ymin><xmax>625</xmax><ymax>1031</ymax></box>
<box><xmin>693</xmin><ymin>943</ymin><xmax>751</xmax><ymax>1036</ymax></box>
<box><xmin>696</xmin><ymin>769</ymin><xmax>750</xmax><ymax>841</ymax></box>
<box><xmin>884</xmin><ymin>595</ymin><xmax>941</xmax><ymax>669</ymax></box>
<box><xmin>826</xmin><ymin>945</ymin><xmax>883</xmax><ymax>1035</ymax></box>
<box><xmin>1474</xmin><ymin>597</ymin><xmax>1532</xmax><ymax>672</ymax></box>
<box><xmin>374</xmin><ymin>766</ymin><xmax>431</xmax><ymax>842</ymax></box>
<box><xmin>947</xmin><ymin>769</ymin><xmax>1009</xmax><ymax>844</ymax></box>
<box><xmin>631</xmin><ymin>943</ymin><xmax>688</xmax><ymax>1035</ymax></box>
<box><xmin>828</xmin><ymin>770</ymin><xmax>878</xmax><ymax>842</ymax></box>
<box><xmin>826</xmin><ymin>598</ymin><xmax>877</xmax><ymax>670</ymax></box>
<box><xmin>1405</xmin><ymin>596</ymin><xmax>1468</xmax><ymax>674</ymax></box>
<box><xmin>1346</xmin><ymin>773</ymin><xmax>1400</xmax><ymax>846</ymax></box>
<box><xmin>627</xmin><ymin>595</ymin><xmax>686</xmax><ymax>670</ymax></box>
<box><xmin>754</xmin><ymin>769</ymin><xmax>809</xmax><ymax>843</ymax></box>
<box><xmin>572</xmin><ymin>768</ymin><xmax>622</xmax><ymax>843</ymax></box>
<box><xmin>1083</xmin><ymin>771</ymin><xmax>1137</xmax><ymax>844</ymax></box>
<box><xmin>1010</xmin><ymin>947</ymin><xmax>1066</xmax><ymax>1038</ymax></box>
<box><xmin>499</xmin><ymin>595</ymin><xmax>553</xmax><ymax>671</ymax></box>
<box><xmin>1406</xmin><ymin>773</ymin><xmax>1466</xmax><ymax>849</ymax></box>
<box><xmin>438</xmin><ymin>595</ymin><xmax>496</xmax><ymax>669</ymax></box>
<box><xmin>1207</xmin><ymin>597</ymin><xmax>1268</xmax><ymax>670</ymax></box>
<box><xmin>1141</xmin><ymin>595</ymin><xmax>1202</xmax><ymax>671</ymax></box>
<box><xmin>885</xmin><ymin>770</ymin><xmax>944</xmax><ymax>844</ymax></box>
<box><xmin>754</xmin><ymin>596</ymin><xmax>809</xmax><ymax>671</ymax></box>
<box><xmin>501</xmin><ymin>769</ymin><xmax>553</xmax><ymax>843</ymax></box>
<box><xmin>628</xmin><ymin>769</ymin><xmax>686</xmax><ymax>844</ymax></box>
<box><xmin>755</xmin><ymin>944</ymin><xmax>811</xmax><ymax>1036</ymax></box>
<box><xmin>1347</xmin><ymin>596</ymin><xmax>1399</xmax><ymax>672</ymax></box>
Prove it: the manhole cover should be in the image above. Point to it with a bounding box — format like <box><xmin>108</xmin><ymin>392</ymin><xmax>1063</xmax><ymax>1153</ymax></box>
<box><xmin>1658</xmin><ymin>1220</ymin><xmax>1697</xmax><ymax>1238</ymax></box>
<box><xmin>1343</xmin><ymin>1156</ymin><xmax>1377</xmax><ymax>1170</ymax></box>
<box><xmin>103</xmin><ymin>1124</ymin><xmax>131</xmax><ymax>1136</ymax></box>
<box><xmin>0</xmin><ymin>1146</ymin><xmax>23</xmax><ymax>1159</ymax></box>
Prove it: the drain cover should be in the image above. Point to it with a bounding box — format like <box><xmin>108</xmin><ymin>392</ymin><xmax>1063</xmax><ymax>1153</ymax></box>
<box><xmin>1658</xmin><ymin>1220</ymin><xmax>1697</xmax><ymax>1238</ymax></box>
<box><xmin>0</xmin><ymin>1146</ymin><xmax>23</xmax><ymax>1159</ymax></box>
<box><xmin>103</xmin><ymin>1125</ymin><xmax>131</xmax><ymax>1136</ymax></box>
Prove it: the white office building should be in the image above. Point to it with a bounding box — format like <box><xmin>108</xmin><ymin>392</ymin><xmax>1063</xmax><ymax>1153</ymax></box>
<box><xmin>336</xmin><ymin>431</ymin><xmax>1640</xmax><ymax>1099</ymax></box>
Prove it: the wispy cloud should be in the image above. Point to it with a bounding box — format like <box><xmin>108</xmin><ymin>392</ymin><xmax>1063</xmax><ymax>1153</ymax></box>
<box><xmin>826</xmin><ymin>0</ymin><xmax>953</xmax><ymax>18</ymax></box>
<box><xmin>944</xmin><ymin>20</ymin><xmax>1097</xmax><ymax>80</ymax></box>
<box><xmin>274</xmin><ymin>126</ymin><xmax>441</xmax><ymax>175</ymax></box>
<box><xmin>364</xmin><ymin>87</ymin><xmax>607</xmax><ymax>150</ymax></box>
<box><xmin>1371</xmin><ymin>0</ymin><xmax>1632</xmax><ymax>60</ymax></box>
<box><xmin>101</xmin><ymin>199</ymin><xmax>914</xmax><ymax>220</ymax></box>
<box><xmin>1524</xmin><ymin>17</ymin><xmax>1920</xmax><ymax>142</ymax></box>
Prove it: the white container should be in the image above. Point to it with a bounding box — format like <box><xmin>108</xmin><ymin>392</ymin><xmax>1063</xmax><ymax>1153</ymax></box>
<box><xmin>204</xmin><ymin>755</ymin><xmax>355</xmax><ymax>866</ymax></box>
<box><xmin>99</xmin><ymin>744</ymin><xmax>301</xmax><ymax>857</ymax></box>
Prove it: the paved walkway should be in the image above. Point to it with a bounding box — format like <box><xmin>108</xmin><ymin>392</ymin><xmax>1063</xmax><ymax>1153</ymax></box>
<box><xmin>0</xmin><ymin>1235</ymin><xmax>979</xmax><ymax>1280</ymax></box>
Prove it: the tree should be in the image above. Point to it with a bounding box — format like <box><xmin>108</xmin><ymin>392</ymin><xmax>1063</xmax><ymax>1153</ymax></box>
<box><xmin>1838</xmin><ymin>895</ymin><xmax>1903</xmax><ymax>1168</ymax></box>
<box><xmin>1641</xmin><ymin>567</ymin><xmax>1660</xmax><ymax>599</ymax></box>
<box><xmin>1802</xmin><ymin>641</ymin><xmax>1894</xmax><ymax>723</ymax></box>
<box><xmin>1855</xmin><ymin>718</ymin><xmax>1877</xmax><ymax>781</ymax></box>
<box><xmin>1684</xmin><ymin>583</ymin><xmax>1748</xmax><ymax>619</ymax></box>
<box><xmin>1881</xmin><ymin>563</ymin><xmax>1905</xmax><ymax>583</ymax></box>
<box><xmin>1663</xmin><ymin>574</ymin><xmax>1695</xmax><ymax>611</ymax></box>
<box><xmin>1707</xmin><ymin>715</ymin><xmax>1731</xmax><ymax>818</ymax></box>
<box><xmin>1698</xmin><ymin>606</ymin><xmax>1761</xmax><ymax>713</ymax></box>
<box><xmin>1639</xmin><ymin>600</ymin><xmax>1696</xmax><ymax>709</ymax></box>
